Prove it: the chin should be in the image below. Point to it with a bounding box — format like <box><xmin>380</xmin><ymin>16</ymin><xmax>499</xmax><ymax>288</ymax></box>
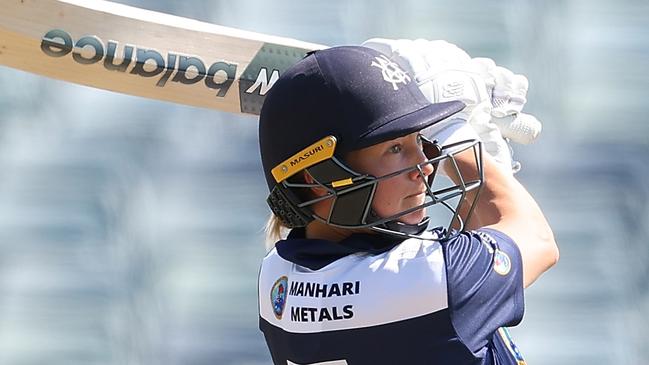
<box><xmin>400</xmin><ymin>208</ymin><xmax>427</xmax><ymax>225</ymax></box>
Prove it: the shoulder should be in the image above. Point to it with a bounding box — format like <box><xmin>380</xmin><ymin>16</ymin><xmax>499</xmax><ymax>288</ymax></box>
<box><xmin>439</xmin><ymin>228</ymin><xmax>523</xmax><ymax>306</ymax></box>
<box><xmin>440</xmin><ymin>228</ymin><xmax>520</xmax><ymax>264</ymax></box>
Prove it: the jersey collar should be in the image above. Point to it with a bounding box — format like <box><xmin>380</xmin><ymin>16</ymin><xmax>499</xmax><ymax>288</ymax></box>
<box><xmin>275</xmin><ymin>228</ymin><xmax>405</xmax><ymax>270</ymax></box>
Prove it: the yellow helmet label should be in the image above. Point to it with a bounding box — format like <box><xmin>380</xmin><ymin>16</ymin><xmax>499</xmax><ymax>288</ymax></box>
<box><xmin>271</xmin><ymin>136</ymin><xmax>337</xmax><ymax>183</ymax></box>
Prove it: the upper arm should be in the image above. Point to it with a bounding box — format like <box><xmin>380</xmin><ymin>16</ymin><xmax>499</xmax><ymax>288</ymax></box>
<box><xmin>486</xmin><ymin>217</ymin><xmax>558</xmax><ymax>288</ymax></box>
<box><xmin>477</xmin><ymin>156</ymin><xmax>559</xmax><ymax>288</ymax></box>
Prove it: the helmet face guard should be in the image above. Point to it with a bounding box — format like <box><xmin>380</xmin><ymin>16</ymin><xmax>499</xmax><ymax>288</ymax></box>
<box><xmin>267</xmin><ymin>135</ymin><xmax>484</xmax><ymax>240</ymax></box>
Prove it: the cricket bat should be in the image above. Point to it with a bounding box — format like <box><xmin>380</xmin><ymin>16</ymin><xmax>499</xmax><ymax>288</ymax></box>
<box><xmin>0</xmin><ymin>0</ymin><xmax>327</xmax><ymax>115</ymax></box>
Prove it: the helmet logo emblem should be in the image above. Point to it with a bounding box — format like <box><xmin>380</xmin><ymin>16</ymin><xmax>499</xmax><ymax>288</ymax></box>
<box><xmin>370</xmin><ymin>55</ymin><xmax>411</xmax><ymax>90</ymax></box>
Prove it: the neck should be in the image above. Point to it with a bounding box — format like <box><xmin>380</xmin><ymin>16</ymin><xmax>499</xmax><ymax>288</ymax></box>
<box><xmin>305</xmin><ymin>220</ymin><xmax>357</xmax><ymax>242</ymax></box>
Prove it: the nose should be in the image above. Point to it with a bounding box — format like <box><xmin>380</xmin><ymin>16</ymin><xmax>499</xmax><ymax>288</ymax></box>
<box><xmin>408</xmin><ymin>149</ymin><xmax>435</xmax><ymax>181</ymax></box>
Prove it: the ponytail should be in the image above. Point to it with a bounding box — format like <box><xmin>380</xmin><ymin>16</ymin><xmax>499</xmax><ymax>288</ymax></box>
<box><xmin>264</xmin><ymin>213</ymin><xmax>289</xmax><ymax>250</ymax></box>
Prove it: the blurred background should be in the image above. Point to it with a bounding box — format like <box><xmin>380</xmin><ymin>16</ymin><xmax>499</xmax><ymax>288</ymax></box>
<box><xmin>1</xmin><ymin>0</ymin><xmax>648</xmax><ymax>364</ymax></box>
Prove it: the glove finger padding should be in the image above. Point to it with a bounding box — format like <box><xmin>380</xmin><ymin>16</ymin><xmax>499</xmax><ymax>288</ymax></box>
<box><xmin>490</xmin><ymin>66</ymin><xmax>529</xmax><ymax>118</ymax></box>
<box><xmin>491</xmin><ymin>113</ymin><xmax>541</xmax><ymax>145</ymax></box>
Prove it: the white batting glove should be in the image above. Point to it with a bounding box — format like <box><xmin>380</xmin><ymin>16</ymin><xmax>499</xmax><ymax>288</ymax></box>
<box><xmin>483</xmin><ymin>61</ymin><xmax>542</xmax><ymax>145</ymax></box>
<box><xmin>362</xmin><ymin>38</ymin><xmax>540</xmax><ymax>173</ymax></box>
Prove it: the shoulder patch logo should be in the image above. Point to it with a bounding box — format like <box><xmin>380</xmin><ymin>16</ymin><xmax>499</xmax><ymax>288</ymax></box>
<box><xmin>370</xmin><ymin>55</ymin><xmax>411</xmax><ymax>90</ymax></box>
<box><xmin>494</xmin><ymin>250</ymin><xmax>512</xmax><ymax>276</ymax></box>
<box><xmin>270</xmin><ymin>276</ymin><xmax>289</xmax><ymax>319</ymax></box>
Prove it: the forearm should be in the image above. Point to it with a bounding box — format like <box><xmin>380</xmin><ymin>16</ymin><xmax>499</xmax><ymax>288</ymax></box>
<box><xmin>470</xmin><ymin>155</ymin><xmax>543</xmax><ymax>230</ymax></box>
<box><xmin>449</xmin><ymin>149</ymin><xmax>559</xmax><ymax>287</ymax></box>
<box><xmin>450</xmin><ymin>149</ymin><xmax>546</xmax><ymax>233</ymax></box>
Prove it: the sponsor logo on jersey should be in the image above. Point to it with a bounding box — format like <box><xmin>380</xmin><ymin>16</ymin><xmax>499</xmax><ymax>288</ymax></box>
<box><xmin>271</xmin><ymin>276</ymin><xmax>289</xmax><ymax>319</ymax></box>
<box><xmin>494</xmin><ymin>250</ymin><xmax>512</xmax><ymax>276</ymax></box>
<box><xmin>370</xmin><ymin>54</ymin><xmax>411</xmax><ymax>90</ymax></box>
<box><xmin>290</xmin><ymin>305</ymin><xmax>354</xmax><ymax>322</ymax></box>
<box><xmin>287</xmin><ymin>280</ymin><xmax>360</xmax><ymax>323</ymax></box>
<box><xmin>289</xmin><ymin>280</ymin><xmax>360</xmax><ymax>298</ymax></box>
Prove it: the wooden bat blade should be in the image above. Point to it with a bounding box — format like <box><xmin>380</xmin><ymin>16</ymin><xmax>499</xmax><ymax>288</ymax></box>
<box><xmin>0</xmin><ymin>0</ymin><xmax>326</xmax><ymax>115</ymax></box>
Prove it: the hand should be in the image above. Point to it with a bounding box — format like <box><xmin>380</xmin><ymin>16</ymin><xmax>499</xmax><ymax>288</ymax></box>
<box><xmin>362</xmin><ymin>38</ymin><xmax>541</xmax><ymax>173</ymax></box>
<box><xmin>480</xmin><ymin>60</ymin><xmax>542</xmax><ymax>145</ymax></box>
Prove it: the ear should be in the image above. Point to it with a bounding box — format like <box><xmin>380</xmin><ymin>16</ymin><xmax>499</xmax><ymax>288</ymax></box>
<box><xmin>303</xmin><ymin>170</ymin><xmax>329</xmax><ymax>197</ymax></box>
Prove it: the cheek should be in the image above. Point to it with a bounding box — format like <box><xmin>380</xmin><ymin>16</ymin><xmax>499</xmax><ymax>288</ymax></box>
<box><xmin>370</xmin><ymin>177</ymin><xmax>404</xmax><ymax>216</ymax></box>
<box><xmin>369</xmin><ymin>175</ymin><xmax>427</xmax><ymax>224</ymax></box>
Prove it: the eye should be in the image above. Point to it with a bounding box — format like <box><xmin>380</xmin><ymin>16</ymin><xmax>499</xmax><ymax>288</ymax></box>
<box><xmin>388</xmin><ymin>144</ymin><xmax>402</xmax><ymax>154</ymax></box>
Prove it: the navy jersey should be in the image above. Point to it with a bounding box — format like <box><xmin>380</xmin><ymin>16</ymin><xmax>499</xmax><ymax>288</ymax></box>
<box><xmin>258</xmin><ymin>228</ymin><xmax>526</xmax><ymax>365</ymax></box>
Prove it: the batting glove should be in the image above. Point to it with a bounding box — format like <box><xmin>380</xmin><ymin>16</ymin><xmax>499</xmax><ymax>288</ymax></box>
<box><xmin>362</xmin><ymin>38</ymin><xmax>541</xmax><ymax>173</ymax></box>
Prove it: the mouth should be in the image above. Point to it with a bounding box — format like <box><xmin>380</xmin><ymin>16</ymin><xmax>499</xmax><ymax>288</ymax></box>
<box><xmin>405</xmin><ymin>190</ymin><xmax>427</xmax><ymax>199</ymax></box>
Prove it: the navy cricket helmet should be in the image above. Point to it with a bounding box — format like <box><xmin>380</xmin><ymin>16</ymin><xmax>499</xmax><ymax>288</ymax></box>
<box><xmin>259</xmin><ymin>45</ymin><xmax>482</xmax><ymax>239</ymax></box>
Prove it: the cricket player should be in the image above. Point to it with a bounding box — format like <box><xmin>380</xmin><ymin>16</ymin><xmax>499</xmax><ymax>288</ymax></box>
<box><xmin>257</xmin><ymin>42</ymin><xmax>558</xmax><ymax>364</ymax></box>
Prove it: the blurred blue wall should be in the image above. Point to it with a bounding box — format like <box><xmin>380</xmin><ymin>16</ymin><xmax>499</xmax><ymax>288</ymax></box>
<box><xmin>0</xmin><ymin>1</ymin><xmax>647</xmax><ymax>364</ymax></box>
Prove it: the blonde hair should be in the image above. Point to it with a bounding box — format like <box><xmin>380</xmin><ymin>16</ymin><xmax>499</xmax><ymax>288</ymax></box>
<box><xmin>264</xmin><ymin>213</ymin><xmax>290</xmax><ymax>250</ymax></box>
